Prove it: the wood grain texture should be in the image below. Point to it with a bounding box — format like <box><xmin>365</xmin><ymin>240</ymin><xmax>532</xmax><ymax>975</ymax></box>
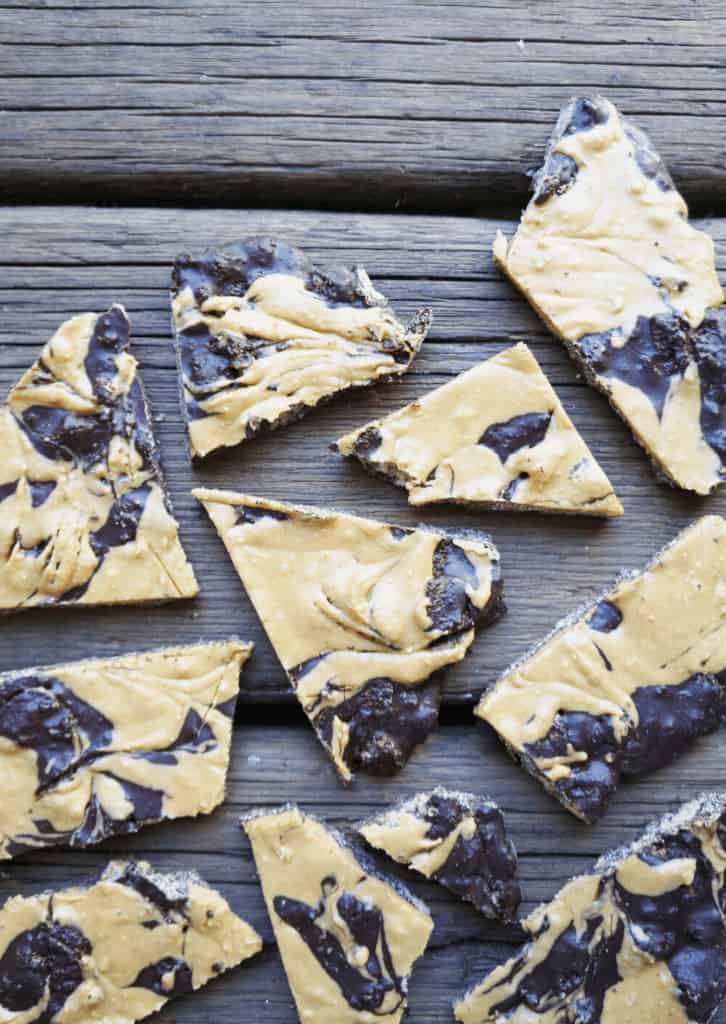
<box><xmin>1</xmin><ymin>723</ymin><xmax>723</xmax><ymax>1023</ymax></box>
<box><xmin>0</xmin><ymin>204</ymin><xmax>724</xmax><ymax>1023</ymax></box>
<box><xmin>2</xmin><ymin>2</ymin><xmax>726</xmax><ymax>212</ymax></box>
<box><xmin>0</xmin><ymin>205</ymin><xmax>724</xmax><ymax>707</ymax></box>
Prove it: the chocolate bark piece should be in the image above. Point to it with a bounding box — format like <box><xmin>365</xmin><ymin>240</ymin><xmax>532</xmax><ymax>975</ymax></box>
<box><xmin>0</xmin><ymin>858</ymin><xmax>261</xmax><ymax>1024</ymax></box>
<box><xmin>336</xmin><ymin>343</ymin><xmax>622</xmax><ymax>516</ymax></box>
<box><xmin>358</xmin><ymin>788</ymin><xmax>521</xmax><ymax>922</ymax></box>
<box><xmin>454</xmin><ymin>791</ymin><xmax>726</xmax><ymax>1024</ymax></box>
<box><xmin>0</xmin><ymin>305</ymin><xmax>198</xmax><ymax>612</ymax></box>
<box><xmin>195</xmin><ymin>488</ymin><xmax>504</xmax><ymax>782</ymax></box>
<box><xmin>0</xmin><ymin>640</ymin><xmax>251</xmax><ymax>859</ymax></box>
<box><xmin>493</xmin><ymin>96</ymin><xmax>726</xmax><ymax>495</ymax></box>
<box><xmin>243</xmin><ymin>804</ymin><xmax>432</xmax><ymax>1024</ymax></box>
<box><xmin>171</xmin><ymin>237</ymin><xmax>430</xmax><ymax>459</ymax></box>
<box><xmin>475</xmin><ymin>515</ymin><xmax>726</xmax><ymax>823</ymax></box>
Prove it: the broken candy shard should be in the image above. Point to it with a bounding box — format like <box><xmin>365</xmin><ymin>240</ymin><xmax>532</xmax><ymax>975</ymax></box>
<box><xmin>358</xmin><ymin>788</ymin><xmax>521</xmax><ymax>922</ymax></box>
<box><xmin>0</xmin><ymin>858</ymin><xmax>262</xmax><ymax>1024</ymax></box>
<box><xmin>171</xmin><ymin>237</ymin><xmax>430</xmax><ymax>459</ymax></box>
<box><xmin>194</xmin><ymin>488</ymin><xmax>504</xmax><ymax>781</ymax></box>
<box><xmin>454</xmin><ymin>791</ymin><xmax>726</xmax><ymax>1024</ymax></box>
<box><xmin>475</xmin><ymin>514</ymin><xmax>726</xmax><ymax>823</ymax></box>
<box><xmin>336</xmin><ymin>342</ymin><xmax>623</xmax><ymax>516</ymax></box>
<box><xmin>493</xmin><ymin>96</ymin><xmax>726</xmax><ymax>495</ymax></box>
<box><xmin>0</xmin><ymin>639</ymin><xmax>251</xmax><ymax>858</ymax></box>
<box><xmin>243</xmin><ymin>804</ymin><xmax>433</xmax><ymax>1024</ymax></box>
<box><xmin>0</xmin><ymin>305</ymin><xmax>199</xmax><ymax>611</ymax></box>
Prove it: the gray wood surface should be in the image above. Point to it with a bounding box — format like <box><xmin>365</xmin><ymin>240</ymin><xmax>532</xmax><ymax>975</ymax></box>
<box><xmin>0</xmin><ymin>206</ymin><xmax>724</xmax><ymax>706</ymax></box>
<box><xmin>1</xmin><ymin>204</ymin><xmax>723</xmax><ymax>1022</ymax></box>
<box><xmin>2</xmin><ymin>2</ymin><xmax>726</xmax><ymax>212</ymax></box>
<box><xmin>1</xmin><ymin>723</ymin><xmax>723</xmax><ymax>1022</ymax></box>
<box><xmin>2</xmin><ymin>5</ymin><xmax>726</xmax><ymax>1016</ymax></box>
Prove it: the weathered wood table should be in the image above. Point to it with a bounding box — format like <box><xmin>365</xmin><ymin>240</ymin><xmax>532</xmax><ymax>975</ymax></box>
<box><xmin>1</xmin><ymin>3</ymin><xmax>724</xmax><ymax>1021</ymax></box>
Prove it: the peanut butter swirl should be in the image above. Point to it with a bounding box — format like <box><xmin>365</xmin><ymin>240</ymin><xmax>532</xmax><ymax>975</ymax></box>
<box><xmin>475</xmin><ymin>514</ymin><xmax>726</xmax><ymax>822</ymax></box>
<box><xmin>0</xmin><ymin>305</ymin><xmax>198</xmax><ymax>612</ymax></box>
<box><xmin>0</xmin><ymin>858</ymin><xmax>262</xmax><ymax>1024</ymax></box>
<box><xmin>194</xmin><ymin>488</ymin><xmax>504</xmax><ymax>781</ymax></box>
<box><xmin>0</xmin><ymin>640</ymin><xmax>251</xmax><ymax>859</ymax></box>
<box><xmin>455</xmin><ymin>791</ymin><xmax>726</xmax><ymax>1024</ymax></box>
<box><xmin>493</xmin><ymin>96</ymin><xmax>726</xmax><ymax>494</ymax></box>
<box><xmin>171</xmin><ymin>238</ymin><xmax>430</xmax><ymax>459</ymax></box>
<box><xmin>359</xmin><ymin>788</ymin><xmax>521</xmax><ymax>921</ymax></box>
<box><xmin>336</xmin><ymin>343</ymin><xmax>622</xmax><ymax>516</ymax></box>
<box><xmin>243</xmin><ymin>805</ymin><xmax>433</xmax><ymax>1024</ymax></box>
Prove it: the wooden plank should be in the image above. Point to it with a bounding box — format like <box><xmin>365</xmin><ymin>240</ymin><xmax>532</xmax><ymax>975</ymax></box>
<box><xmin>0</xmin><ymin>205</ymin><xmax>724</xmax><ymax>706</ymax></box>
<box><xmin>1</xmin><ymin>723</ymin><xmax>723</xmax><ymax>1022</ymax></box>
<box><xmin>1</xmin><ymin>2</ymin><xmax>726</xmax><ymax>211</ymax></box>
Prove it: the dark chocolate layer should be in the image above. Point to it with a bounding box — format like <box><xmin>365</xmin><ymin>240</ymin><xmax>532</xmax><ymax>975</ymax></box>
<box><xmin>274</xmin><ymin>881</ymin><xmax>404</xmax><ymax>1015</ymax></box>
<box><xmin>526</xmin><ymin>673</ymin><xmax>726</xmax><ymax>823</ymax></box>
<box><xmin>315</xmin><ymin>677</ymin><xmax>440</xmax><ymax>776</ymax></box>
<box><xmin>457</xmin><ymin>795</ymin><xmax>726</xmax><ymax>1024</ymax></box>
<box><xmin>478</xmin><ymin>411</ymin><xmax>553</xmax><ymax>463</ymax></box>
<box><xmin>428</xmin><ymin>795</ymin><xmax>521</xmax><ymax>923</ymax></box>
<box><xmin>0</xmin><ymin>643</ymin><xmax>242</xmax><ymax>858</ymax></box>
<box><xmin>303</xmin><ymin>543</ymin><xmax>504</xmax><ymax>778</ymax></box>
<box><xmin>532</xmin><ymin>97</ymin><xmax>609</xmax><ymax>205</ymax></box>
<box><xmin>171</xmin><ymin>238</ymin><xmax>426</xmax><ymax>453</ymax></box>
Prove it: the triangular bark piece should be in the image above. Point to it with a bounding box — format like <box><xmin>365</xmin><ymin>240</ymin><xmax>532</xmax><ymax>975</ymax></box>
<box><xmin>358</xmin><ymin>788</ymin><xmax>521</xmax><ymax>922</ymax></box>
<box><xmin>337</xmin><ymin>343</ymin><xmax>622</xmax><ymax>516</ymax></box>
<box><xmin>455</xmin><ymin>792</ymin><xmax>726</xmax><ymax>1024</ymax></box>
<box><xmin>493</xmin><ymin>96</ymin><xmax>726</xmax><ymax>495</ymax></box>
<box><xmin>0</xmin><ymin>305</ymin><xmax>198</xmax><ymax>611</ymax></box>
<box><xmin>243</xmin><ymin>804</ymin><xmax>432</xmax><ymax>1024</ymax></box>
<box><xmin>0</xmin><ymin>858</ymin><xmax>261</xmax><ymax>1024</ymax></box>
<box><xmin>171</xmin><ymin>237</ymin><xmax>430</xmax><ymax>459</ymax></box>
<box><xmin>0</xmin><ymin>639</ymin><xmax>252</xmax><ymax>858</ymax></box>
<box><xmin>194</xmin><ymin>488</ymin><xmax>504</xmax><ymax>780</ymax></box>
<box><xmin>475</xmin><ymin>515</ymin><xmax>726</xmax><ymax>823</ymax></box>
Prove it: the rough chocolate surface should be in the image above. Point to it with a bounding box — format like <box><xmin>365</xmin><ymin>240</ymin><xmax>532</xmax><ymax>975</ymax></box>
<box><xmin>336</xmin><ymin>344</ymin><xmax>622</xmax><ymax>516</ymax></box>
<box><xmin>171</xmin><ymin>237</ymin><xmax>430</xmax><ymax>459</ymax></box>
<box><xmin>195</xmin><ymin>489</ymin><xmax>504</xmax><ymax>782</ymax></box>
<box><xmin>494</xmin><ymin>96</ymin><xmax>726</xmax><ymax>495</ymax></box>
<box><xmin>0</xmin><ymin>305</ymin><xmax>198</xmax><ymax>611</ymax></box>
<box><xmin>243</xmin><ymin>805</ymin><xmax>432</xmax><ymax>1024</ymax></box>
<box><xmin>455</xmin><ymin>792</ymin><xmax>726</xmax><ymax>1024</ymax></box>
<box><xmin>476</xmin><ymin>515</ymin><xmax>726</xmax><ymax>822</ymax></box>
<box><xmin>359</xmin><ymin>788</ymin><xmax>521</xmax><ymax>922</ymax></box>
<box><xmin>0</xmin><ymin>641</ymin><xmax>251</xmax><ymax>859</ymax></box>
<box><xmin>0</xmin><ymin>859</ymin><xmax>261</xmax><ymax>1024</ymax></box>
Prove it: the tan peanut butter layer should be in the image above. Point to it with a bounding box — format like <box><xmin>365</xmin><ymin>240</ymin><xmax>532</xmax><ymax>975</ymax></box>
<box><xmin>0</xmin><ymin>640</ymin><xmax>251</xmax><ymax>859</ymax></box>
<box><xmin>358</xmin><ymin>788</ymin><xmax>521</xmax><ymax>921</ymax></box>
<box><xmin>243</xmin><ymin>804</ymin><xmax>432</xmax><ymax>1024</ymax></box>
<box><xmin>336</xmin><ymin>343</ymin><xmax>622</xmax><ymax>516</ymax></box>
<box><xmin>194</xmin><ymin>488</ymin><xmax>503</xmax><ymax>781</ymax></box>
<box><xmin>0</xmin><ymin>858</ymin><xmax>262</xmax><ymax>1024</ymax></box>
<box><xmin>0</xmin><ymin>305</ymin><xmax>198</xmax><ymax>612</ymax></box>
<box><xmin>475</xmin><ymin>514</ymin><xmax>726</xmax><ymax>823</ymax></box>
<box><xmin>454</xmin><ymin>792</ymin><xmax>726</xmax><ymax>1024</ymax></box>
<box><xmin>493</xmin><ymin>97</ymin><xmax>726</xmax><ymax>495</ymax></box>
<box><xmin>171</xmin><ymin>238</ymin><xmax>430</xmax><ymax>459</ymax></box>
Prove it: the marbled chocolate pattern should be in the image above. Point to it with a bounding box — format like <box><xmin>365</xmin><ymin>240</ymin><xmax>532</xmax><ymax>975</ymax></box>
<box><xmin>494</xmin><ymin>97</ymin><xmax>726</xmax><ymax>495</ymax></box>
<box><xmin>0</xmin><ymin>640</ymin><xmax>250</xmax><ymax>858</ymax></box>
<box><xmin>0</xmin><ymin>858</ymin><xmax>261</xmax><ymax>1024</ymax></box>
<box><xmin>195</xmin><ymin>489</ymin><xmax>504</xmax><ymax>781</ymax></box>
<box><xmin>455</xmin><ymin>792</ymin><xmax>726</xmax><ymax>1024</ymax></box>
<box><xmin>476</xmin><ymin>515</ymin><xmax>726</xmax><ymax>823</ymax></box>
<box><xmin>0</xmin><ymin>305</ymin><xmax>198</xmax><ymax>611</ymax></box>
<box><xmin>335</xmin><ymin>344</ymin><xmax>622</xmax><ymax>516</ymax></box>
<box><xmin>359</xmin><ymin>788</ymin><xmax>521</xmax><ymax>922</ymax></box>
<box><xmin>171</xmin><ymin>237</ymin><xmax>430</xmax><ymax>459</ymax></box>
<box><xmin>243</xmin><ymin>805</ymin><xmax>432</xmax><ymax>1024</ymax></box>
